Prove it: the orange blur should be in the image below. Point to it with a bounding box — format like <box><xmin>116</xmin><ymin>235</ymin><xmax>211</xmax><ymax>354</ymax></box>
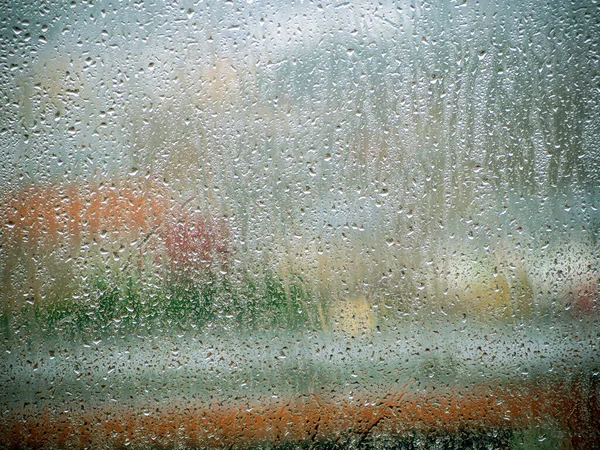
<box><xmin>3</xmin><ymin>378</ymin><xmax>598</xmax><ymax>449</ymax></box>
<box><xmin>0</xmin><ymin>179</ymin><xmax>167</xmax><ymax>247</ymax></box>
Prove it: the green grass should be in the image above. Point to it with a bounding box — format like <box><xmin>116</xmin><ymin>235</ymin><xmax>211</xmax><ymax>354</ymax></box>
<box><xmin>0</xmin><ymin>270</ymin><xmax>323</xmax><ymax>339</ymax></box>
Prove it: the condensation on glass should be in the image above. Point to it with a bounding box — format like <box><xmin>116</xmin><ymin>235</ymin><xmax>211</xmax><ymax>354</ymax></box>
<box><xmin>0</xmin><ymin>0</ymin><xmax>598</xmax><ymax>449</ymax></box>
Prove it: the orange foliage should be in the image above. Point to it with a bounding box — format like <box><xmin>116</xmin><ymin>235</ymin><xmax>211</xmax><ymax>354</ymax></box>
<box><xmin>2</xmin><ymin>378</ymin><xmax>598</xmax><ymax>449</ymax></box>
<box><xmin>0</xmin><ymin>180</ymin><xmax>167</xmax><ymax>248</ymax></box>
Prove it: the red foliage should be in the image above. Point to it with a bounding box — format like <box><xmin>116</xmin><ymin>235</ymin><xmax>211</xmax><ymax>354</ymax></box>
<box><xmin>0</xmin><ymin>182</ymin><xmax>231</xmax><ymax>279</ymax></box>
<box><xmin>566</xmin><ymin>277</ymin><xmax>599</xmax><ymax>319</ymax></box>
<box><xmin>161</xmin><ymin>202</ymin><xmax>230</xmax><ymax>277</ymax></box>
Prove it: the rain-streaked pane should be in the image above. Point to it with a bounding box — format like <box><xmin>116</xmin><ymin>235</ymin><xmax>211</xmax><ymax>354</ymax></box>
<box><xmin>1</xmin><ymin>0</ymin><xmax>598</xmax><ymax>448</ymax></box>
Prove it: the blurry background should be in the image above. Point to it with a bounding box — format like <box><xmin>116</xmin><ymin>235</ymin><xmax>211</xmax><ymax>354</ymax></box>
<box><xmin>0</xmin><ymin>0</ymin><xmax>599</xmax><ymax>334</ymax></box>
<box><xmin>1</xmin><ymin>1</ymin><xmax>600</xmax><ymax>449</ymax></box>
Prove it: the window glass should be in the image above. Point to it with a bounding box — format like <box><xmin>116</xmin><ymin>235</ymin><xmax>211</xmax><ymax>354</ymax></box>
<box><xmin>1</xmin><ymin>1</ymin><xmax>598</xmax><ymax>448</ymax></box>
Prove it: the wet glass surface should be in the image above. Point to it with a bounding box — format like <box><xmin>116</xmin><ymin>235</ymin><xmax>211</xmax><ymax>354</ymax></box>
<box><xmin>1</xmin><ymin>0</ymin><xmax>599</xmax><ymax>448</ymax></box>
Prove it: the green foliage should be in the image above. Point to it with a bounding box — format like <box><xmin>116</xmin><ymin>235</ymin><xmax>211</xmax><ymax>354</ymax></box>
<box><xmin>13</xmin><ymin>270</ymin><xmax>321</xmax><ymax>339</ymax></box>
<box><xmin>247</xmin><ymin>272</ymin><xmax>316</xmax><ymax>330</ymax></box>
